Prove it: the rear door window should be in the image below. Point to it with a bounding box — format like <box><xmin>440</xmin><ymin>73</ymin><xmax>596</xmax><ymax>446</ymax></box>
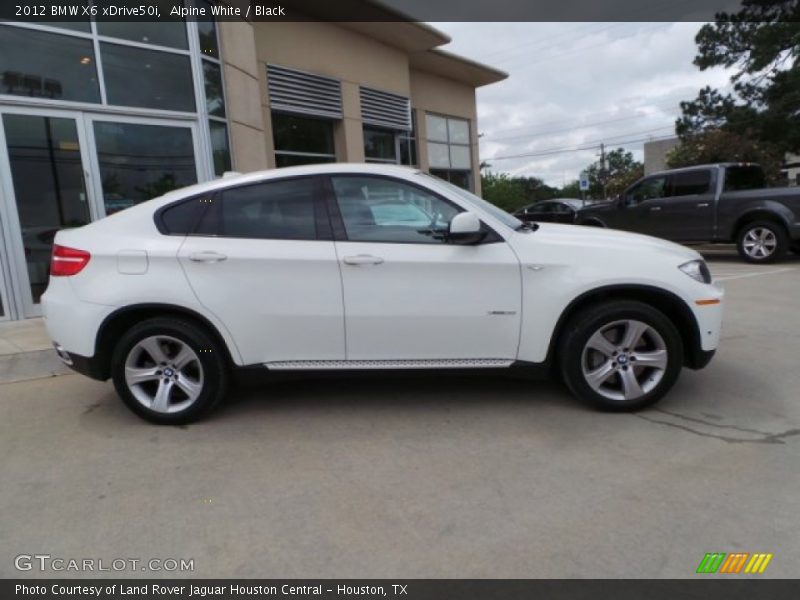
<box><xmin>197</xmin><ymin>177</ymin><xmax>318</xmax><ymax>240</ymax></box>
<box><xmin>669</xmin><ymin>170</ymin><xmax>712</xmax><ymax>197</ymax></box>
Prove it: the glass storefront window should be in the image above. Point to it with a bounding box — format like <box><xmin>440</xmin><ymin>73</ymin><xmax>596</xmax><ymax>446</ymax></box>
<box><xmin>196</xmin><ymin>0</ymin><xmax>220</xmax><ymax>59</ymax></box>
<box><xmin>93</xmin><ymin>121</ymin><xmax>198</xmax><ymax>214</ymax></box>
<box><xmin>364</xmin><ymin>127</ymin><xmax>396</xmax><ymax>163</ymax></box>
<box><xmin>425</xmin><ymin>114</ymin><xmax>448</xmax><ymax>143</ymax></box>
<box><xmin>272</xmin><ymin>112</ymin><xmax>336</xmax><ymax>166</ymax></box>
<box><xmin>426</xmin><ymin>113</ymin><xmax>472</xmax><ymax>188</ymax></box>
<box><xmin>50</xmin><ymin>21</ymin><xmax>92</xmax><ymax>33</ymax></box>
<box><xmin>97</xmin><ymin>10</ymin><xmax>188</xmax><ymax>49</ymax></box>
<box><xmin>428</xmin><ymin>143</ymin><xmax>450</xmax><ymax>169</ymax></box>
<box><xmin>203</xmin><ymin>61</ymin><xmax>226</xmax><ymax>118</ymax></box>
<box><xmin>0</xmin><ymin>26</ymin><xmax>100</xmax><ymax>103</ymax></box>
<box><xmin>430</xmin><ymin>169</ymin><xmax>472</xmax><ymax>191</ymax></box>
<box><xmin>450</xmin><ymin>145</ymin><xmax>471</xmax><ymax>169</ymax></box>
<box><xmin>3</xmin><ymin>114</ymin><xmax>92</xmax><ymax>302</ymax></box>
<box><xmin>209</xmin><ymin>120</ymin><xmax>231</xmax><ymax>176</ymax></box>
<box><xmin>101</xmin><ymin>42</ymin><xmax>195</xmax><ymax>112</ymax></box>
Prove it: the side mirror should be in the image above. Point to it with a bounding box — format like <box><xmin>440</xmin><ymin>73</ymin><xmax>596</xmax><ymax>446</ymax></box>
<box><xmin>448</xmin><ymin>212</ymin><xmax>487</xmax><ymax>245</ymax></box>
<box><xmin>616</xmin><ymin>194</ymin><xmax>625</xmax><ymax>208</ymax></box>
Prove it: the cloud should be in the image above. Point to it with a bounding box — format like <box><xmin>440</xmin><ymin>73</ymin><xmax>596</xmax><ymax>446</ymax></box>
<box><xmin>434</xmin><ymin>22</ymin><xmax>733</xmax><ymax>188</ymax></box>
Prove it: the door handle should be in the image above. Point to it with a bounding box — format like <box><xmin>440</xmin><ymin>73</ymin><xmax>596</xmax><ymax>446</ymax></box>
<box><xmin>343</xmin><ymin>254</ymin><xmax>384</xmax><ymax>266</ymax></box>
<box><xmin>649</xmin><ymin>206</ymin><xmax>662</xmax><ymax>211</ymax></box>
<box><xmin>697</xmin><ymin>202</ymin><xmax>710</xmax><ymax>208</ymax></box>
<box><xmin>189</xmin><ymin>251</ymin><xmax>227</xmax><ymax>263</ymax></box>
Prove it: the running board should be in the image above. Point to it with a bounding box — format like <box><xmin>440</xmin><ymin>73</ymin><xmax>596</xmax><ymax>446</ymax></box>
<box><xmin>264</xmin><ymin>359</ymin><xmax>514</xmax><ymax>371</ymax></box>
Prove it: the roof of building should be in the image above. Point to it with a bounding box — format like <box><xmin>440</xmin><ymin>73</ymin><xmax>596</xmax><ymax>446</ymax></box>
<box><xmin>410</xmin><ymin>48</ymin><xmax>508</xmax><ymax>87</ymax></box>
<box><xmin>295</xmin><ymin>0</ymin><xmax>507</xmax><ymax>88</ymax></box>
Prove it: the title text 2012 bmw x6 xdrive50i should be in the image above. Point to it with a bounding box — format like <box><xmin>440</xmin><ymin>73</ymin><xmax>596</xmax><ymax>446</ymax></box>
<box><xmin>42</xmin><ymin>164</ymin><xmax>723</xmax><ymax>424</ymax></box>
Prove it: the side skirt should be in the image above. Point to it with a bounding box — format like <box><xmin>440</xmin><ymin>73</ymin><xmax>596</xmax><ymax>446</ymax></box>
<box><xmin>264</xmin><ymin>358</ymin><xmax>514</xmax><ymax>370</ymax></box>
<box><xmin>231</xmin><ymin>360</ymin><xmax>550</xmax><ymax>386</ymax></box>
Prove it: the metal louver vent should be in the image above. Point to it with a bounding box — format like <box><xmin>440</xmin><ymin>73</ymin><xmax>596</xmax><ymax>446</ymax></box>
<box><xmin>360</xmin><ymin>86</ymin><xmax>411</xmax><ymax>131</ymax></box>
<box><xmin>267</xmin><ymin>64</ymin><xmax>342</xmax><ymax>119</ymax></box>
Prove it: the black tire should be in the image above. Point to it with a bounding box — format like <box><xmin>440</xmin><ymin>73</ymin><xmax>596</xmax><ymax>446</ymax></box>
<box><xmin>111</xmin><ymin>317</ymin><xmax>228</xmax><ymax>424</ymax></box>
<box><xmin>790</xmin><ymin>242</ymin><xmax>800</xmax><ymax>256</ymax></box>
<box><xmin>558</xmin><ymin>300</ymin><xmax>683</xmax><ymax>411</ymax></box>
<box><xmin>736</xmin><ymin>220</ymin><xmax>788</xmax><ymax>264</ymax></box>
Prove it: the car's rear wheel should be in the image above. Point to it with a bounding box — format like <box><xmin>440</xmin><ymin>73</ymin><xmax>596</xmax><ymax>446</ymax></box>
<box><xmin>736</xmin><ymin>221</ymin><xmax>788</xmax><ymax>264</ymax></box>
<box><xmin>558</xmin><ymin>301</ymin><xmax>683</xmax><ymax>411</ymax></box>
<box><xmin>111</xmin><ymin>317</ymin><xmax>228</xmax><ymax>424</ymax></box>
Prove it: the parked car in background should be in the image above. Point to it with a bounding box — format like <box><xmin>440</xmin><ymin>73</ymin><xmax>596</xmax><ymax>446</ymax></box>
<box><xmin>576</xmin><ymin>163</ymin><xmax>800</xmax><ymax>263</ymax></box>
<box><xmin>514</xmin><ymin>198</ymin><xmax>587</xmax><ymax>224</ymax></box>
<box><xmin>42</xmin><ymin>164</ymin><xmax>723</xmax><ymax>424</ymax></box>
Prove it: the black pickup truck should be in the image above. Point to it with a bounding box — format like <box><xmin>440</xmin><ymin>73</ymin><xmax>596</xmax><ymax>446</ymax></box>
<box><xmin>575</xmin><ymin>163</ymin><xmax>800</xmax><ymax>263</ymax></box>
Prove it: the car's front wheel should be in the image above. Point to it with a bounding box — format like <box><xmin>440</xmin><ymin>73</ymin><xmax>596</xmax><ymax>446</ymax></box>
<box><xmin>558</xmin><ymin>301</ymin><xmax>683</xmax><ymax>411</ymax></box>
<box><xmin>111</xmin><ymin>317</ymin><xmax>228</xmax><ymax>424</ymax></box>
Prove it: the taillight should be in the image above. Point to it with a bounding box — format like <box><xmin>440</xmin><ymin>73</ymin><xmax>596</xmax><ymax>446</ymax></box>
<box><xmin>50</xmin><ymin>244</ymin><xmax>91</xmax><ymax>277</ymax></box>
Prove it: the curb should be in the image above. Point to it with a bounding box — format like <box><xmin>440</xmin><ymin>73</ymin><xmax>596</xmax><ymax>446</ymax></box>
<box><xmin>0</xmin><ymin>349</ymin><xmax>73</xmax><ymax>384</ymax></box>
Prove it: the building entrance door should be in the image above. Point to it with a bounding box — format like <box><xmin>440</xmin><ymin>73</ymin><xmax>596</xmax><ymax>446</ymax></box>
<box><xmin>0</xmin><ymin>109</ymin><xmax>97</xmax><ymax>318</ymax></box>
<box><xmin>0</xmin><ymin>109</ymin><xmax>202</xmax><ymax>319</ymax></box>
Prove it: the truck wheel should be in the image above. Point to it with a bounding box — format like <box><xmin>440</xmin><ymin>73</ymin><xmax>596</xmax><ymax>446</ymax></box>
<box><xmin>558</xmin><ymin>301</ymin><xmax>683</xmax><ymax>411</ymax></box>
<box><xmin>736</xmin><ymin>221</ymin><xmax>788</xmax><ymax>264</ymax></box>
<box><xmin>111</xmin><ymin>317</ymin><xmax>228</xmax><ymax>425</ymax></box>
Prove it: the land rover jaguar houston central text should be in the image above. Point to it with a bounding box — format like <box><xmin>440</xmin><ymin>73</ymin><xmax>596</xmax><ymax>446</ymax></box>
<box><xmin>41</xmin><ymin>164</ymin><xmax>724</xmax><ymax>424</ymax></box>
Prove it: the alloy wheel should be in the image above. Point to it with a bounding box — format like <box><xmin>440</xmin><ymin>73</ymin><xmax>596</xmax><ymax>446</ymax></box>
<box><xmin>581</xmin><ymin>319</ymin><xmax>668</xmax><ymax>401</ymax></box>
<box><xmin>124</xmin><ymin>335</ymin><xmax>204</xmax><ymax>414</ymax></box>
<box><xmin>742</xmin><ymin>227</ymin><xmax>777</xmax><ymax>259</ymax></box>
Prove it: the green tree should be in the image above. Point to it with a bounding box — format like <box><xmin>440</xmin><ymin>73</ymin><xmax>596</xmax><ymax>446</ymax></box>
<box><xmin>666</xmin><ymin>129</ymin><xmax>785</xmax><ymax>183</ymax></box>
<box><xmin>481</xmin><ymin>173</ymin><xmax>557</xmax><ymax>212</ymax></box>
<box><xmin>559</xmin><ymin>180</ymin><xmax>582</xmax><ymax>198</ymax></box>
<box><xmin>584</xmin><ymin>148</ymin><xmax>644</xmax><ymax>199</ymax></box>
<box><xmin>677</xmin><ymin>1</ymin><xmax>800</xmax><ymax>154</ymax></box>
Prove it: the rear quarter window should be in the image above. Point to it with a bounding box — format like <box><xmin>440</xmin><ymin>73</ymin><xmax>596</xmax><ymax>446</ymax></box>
<box><xmin>157</xmin><ymin>197</ymin><xmax>208</xmax><ymax>235</ymax></box>
<box><xmin>196</xmin><ymin>177</ymin><xmax>319</xmax><ymax>240</ymax></box>
<box><xmin>724</xmin><ymin>166</ymin><xmax>766</xmax><ymax>191</ymax></box>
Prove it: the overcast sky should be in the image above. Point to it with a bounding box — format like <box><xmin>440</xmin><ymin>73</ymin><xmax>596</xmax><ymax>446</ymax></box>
<box><xmin>432</xmin><ymin>22</ymin><xmax>734</xmax><ymax>188</ymax></box>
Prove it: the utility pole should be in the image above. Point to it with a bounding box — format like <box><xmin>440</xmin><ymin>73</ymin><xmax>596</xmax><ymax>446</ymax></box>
<box><xmin>599</xmin><ymin>143</ymin><xmax>608</xmax><ymax>200</ymax></box>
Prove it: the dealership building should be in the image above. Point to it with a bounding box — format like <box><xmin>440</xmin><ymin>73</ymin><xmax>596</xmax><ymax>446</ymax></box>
<box><xmin>0</xmin><ymin>4</ymin><xmax>506</xmax><ymax>321</ymax></box>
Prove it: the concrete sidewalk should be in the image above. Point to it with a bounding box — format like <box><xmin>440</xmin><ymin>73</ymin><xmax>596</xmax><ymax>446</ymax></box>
<box><xmin>0</xmin><ymin>318</ymin><xmax>70</xmax><ymax>384</ymax></box>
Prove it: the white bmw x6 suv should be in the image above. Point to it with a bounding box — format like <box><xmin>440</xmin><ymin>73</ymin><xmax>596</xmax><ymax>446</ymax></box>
<box><xmin>42</xmin><ymin>164</ymin><xmax>723</xmax><ymax>424</ymax></box>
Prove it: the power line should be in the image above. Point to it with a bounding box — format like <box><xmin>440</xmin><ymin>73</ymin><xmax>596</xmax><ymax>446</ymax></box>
<box><xmin>476</xmin><ymin>22</ymin><xmax>630</xmax><ymax>64</ymax></box>
<box><xmin>482</xmin><ymin>91</ymin><xmax>700</xmax><ymax>138</ymax></box>
<box><xmin>484</xmin><ymin>109</ymin><xmax>682</xmax><ymax>143</ymax></box>
<box><xmin>484</xmin><ymin>132</ymin><xmax>677</xmax><ymax>162</ymax></box>
<box><xmin>501</xmin><ymin>23</ymin><xmax>672</xmax><ymax>71</ymax></box>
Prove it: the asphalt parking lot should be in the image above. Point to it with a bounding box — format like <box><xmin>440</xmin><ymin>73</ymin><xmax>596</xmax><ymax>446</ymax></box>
<box><xmin>1</xmin><ymin>247</ymin><xmax>798</xmax><ymax>579</ymax></box>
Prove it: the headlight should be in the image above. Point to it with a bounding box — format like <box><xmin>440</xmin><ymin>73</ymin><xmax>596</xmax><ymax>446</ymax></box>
<box><xmin>679</xmin><ymin>259</ymin><xmax>712</xmax><ymax>284</ymax></box>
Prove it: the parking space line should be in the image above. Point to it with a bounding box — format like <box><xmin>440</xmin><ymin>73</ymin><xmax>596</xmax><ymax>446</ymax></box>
<box><xmin>714</xmin><ymin>267</ymin><xmax>795</xmax><ymax>281</ymax></box>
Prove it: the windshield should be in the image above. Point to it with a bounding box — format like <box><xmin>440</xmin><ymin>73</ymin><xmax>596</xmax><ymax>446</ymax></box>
<box><xmin>420</xmin><ymin>173</ymin><xmax>524</xmax><ymax>230</ymax></box>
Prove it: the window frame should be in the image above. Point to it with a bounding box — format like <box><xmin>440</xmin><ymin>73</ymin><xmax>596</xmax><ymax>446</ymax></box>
<box><xmin>321</xmin><ymin>173</ymin><xmax>502</xmax><ymax>245</ymax></box>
